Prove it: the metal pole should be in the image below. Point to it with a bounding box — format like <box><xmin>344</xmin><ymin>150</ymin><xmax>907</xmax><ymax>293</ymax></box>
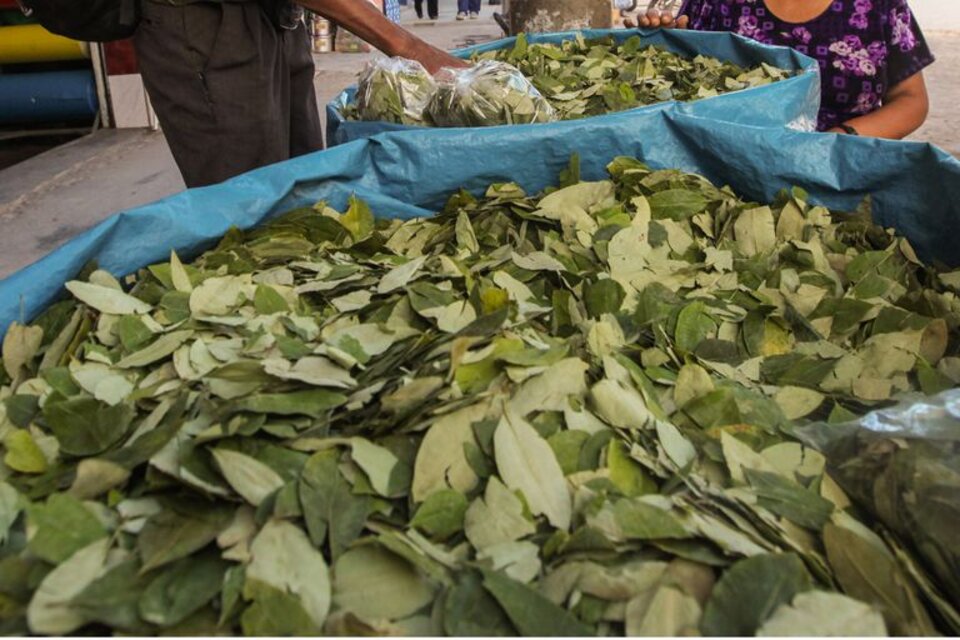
<box><xmin>89</xmin><ymin>43</ymin><xmax>113</xmax><ymax>129</ymax></box>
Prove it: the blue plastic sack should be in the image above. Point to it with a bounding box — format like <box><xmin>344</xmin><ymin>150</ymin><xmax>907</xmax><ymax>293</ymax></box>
<box><xmin>326</xmin><ymin>28</ymin><xmax>822</xmax><ymax>146</ymax></box>
<box><xmin>2</xmin><ymin>109</ymin><xmax>959</xmax><ymax>337</ymax></box>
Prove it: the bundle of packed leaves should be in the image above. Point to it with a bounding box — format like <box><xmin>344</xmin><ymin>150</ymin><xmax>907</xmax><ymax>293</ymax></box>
<box><xmin>349</xmin><ymin>34</ymin><xmax>792</xmax><ymax>126</ymax></box>
<box><xmin>425</xmin><ymin>61</ymin><xmax>557</xmax><ymax>128</ymax></box>
<box><xmin>355</xmin><ymin>57</ymin><xmax>438</xmax><ymax>126</ymax></box>
<box><xmin>1</xmin><ymin>156</ymin><xmax>958</xmax><ymax>636</ymax></box>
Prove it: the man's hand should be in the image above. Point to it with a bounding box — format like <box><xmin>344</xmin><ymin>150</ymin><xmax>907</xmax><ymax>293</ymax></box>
<box><xmin>623</xmin><ymin>9</ymin><xmax>689</xmax><ymax>28</ymax></box>
<box><xmin>297</xmin><ymin>0</ymin><xmax>468</xmax><ymax>74</ymax></box>
<box><xmin>401</xmin><ymin>41</ymin><xmax>470</xmax><ymax>75</ymax></box>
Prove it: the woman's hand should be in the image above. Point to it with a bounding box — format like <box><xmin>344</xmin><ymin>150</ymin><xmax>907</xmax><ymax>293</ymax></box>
<box><xmin>623</xmin><ymin>9</ymin><xmax>689</xmax><ymax>29</ymax></box>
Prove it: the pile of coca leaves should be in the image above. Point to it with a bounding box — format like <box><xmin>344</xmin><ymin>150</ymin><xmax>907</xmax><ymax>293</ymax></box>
<box><xmin>1</xmin><ymin>156</ymin><xmax>959</xmax><ymax>636</ymax></box>
<box><xmin>348</xmin><ymin>34</ymin><xmax>792</xmax><ymax>126</ymax></box>
<box><xmin>481</xmin><ymin>34</ymin><xmax>791</xmax><ymax>120</ymax></box>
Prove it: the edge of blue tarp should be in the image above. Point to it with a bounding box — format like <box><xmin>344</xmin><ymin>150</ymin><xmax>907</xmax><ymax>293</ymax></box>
<box><xmin>325</xmin><ymin>28</ymin><xmax>822</xmax><ymax>146</ymax></box>
<box><xmin>2</xmin><ymin>109</ymin><xmax>960</xmax><ymax>337</ymax></box>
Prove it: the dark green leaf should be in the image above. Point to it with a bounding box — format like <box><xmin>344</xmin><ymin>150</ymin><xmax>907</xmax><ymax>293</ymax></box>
<box><xmin>299</xmin><ymin>450</ymin><xmax>371</xmax><ymax>559</ymax></box>
<box><xmin>614</xmin><ymin>499</ymin><xmax>690</xmax><ymax>540</ymax></box>
<box><xmin>27</xmin><ymin>494</ymin><xmax>107</xmax><ymax>564</ymax></box>
<box><xmin>444</xmin><ymin>572</ymin><xmax>516</xmax><ymax>636</ymax></box>
<box><xmin>650</xmin><ymin>190</ymin><xmax>708</xmax><ymax>221</ymax></box>
<box><xmin>42</xmin><ymin>397</ymin><xmax>135</xmax><ymax>456</ymax></box>
<box><xmin>139</xmin><ymin>551</ymin><xmax>228</xmax><ymax>627</ymax></box>
<box><xmin>234</xmin><ymin>390</ymin><xmax>346</xmax><ymax>418</ymax></box>
<box><xmin>138</xmin><ymin>502</ymin><xmax>233</xmax><ymax>573</ymax></box>
<box><xmin>701</xmin><ymin>553</ymin><xmax>812</xmax><ymax>636</ymax></box>
<box><xmin>482</xmin><ymin>569</ymin><xmax>592</xmax><ymax>637</ymax></box>
<box><xmin>410</xmin><ymin>489</ymin><xmax>468</xmax><ymax>541</ymax></box>
<box><xmin>744</xmin><ymin>468</ymin><xmax>834</xmax><ymax>530</ymax></box>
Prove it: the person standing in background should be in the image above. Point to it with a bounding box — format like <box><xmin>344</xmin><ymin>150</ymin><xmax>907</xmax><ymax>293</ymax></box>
<box><xmin>415</xmin><ymin>0</ymin><xmax>439</xmax><ymax>19</ymax></box>
<box><xmin>457</xmin><ymin>0</ymin><xmax>480</xmax><ymax>19</ymax></box>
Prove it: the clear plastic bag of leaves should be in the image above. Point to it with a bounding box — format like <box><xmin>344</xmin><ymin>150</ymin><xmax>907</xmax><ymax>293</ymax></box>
<box><xmin>793</xmin><ymin>390</ymin><xmax>960</xmax><ymax>607</ymax></box>
<box><xmin>425</xmin><ymin>60</ymin><xmax>557</xmax><ymax>128</ymax></box>
<box><xmin>355</xmin><ymin>56</ymin><xmax>437</xmax><ymax>126</ymax></box>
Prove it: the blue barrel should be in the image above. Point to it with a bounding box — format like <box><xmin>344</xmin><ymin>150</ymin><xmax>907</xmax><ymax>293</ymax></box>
<box><xmin>0</xmin><ymin>70</ymin><xmax>98</xmax><ymax>124</ymax></box>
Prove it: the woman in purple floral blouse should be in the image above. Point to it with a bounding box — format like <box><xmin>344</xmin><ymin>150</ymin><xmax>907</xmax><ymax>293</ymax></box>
<box><xmin>626</xmin><ymin>0</ymin><xmax>933</xmax><ymax>138</ymax></box>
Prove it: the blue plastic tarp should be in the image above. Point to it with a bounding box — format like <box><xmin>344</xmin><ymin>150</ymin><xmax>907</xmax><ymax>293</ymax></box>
<box><xmin>326</xmin><ymin>28</ymin><xmax>822</xmax><ymax>146</ymax></box>
<box><xmin>2</xmin><ymin>109</ymin><xmax>959</xmax><ymax>337</ymax></box>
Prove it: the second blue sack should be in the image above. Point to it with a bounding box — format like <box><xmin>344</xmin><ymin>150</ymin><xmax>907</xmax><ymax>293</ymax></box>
<box><xmin>326</xmin><ymin>28</ymin><xmax>821</xmax><ymax>146</ymax></box>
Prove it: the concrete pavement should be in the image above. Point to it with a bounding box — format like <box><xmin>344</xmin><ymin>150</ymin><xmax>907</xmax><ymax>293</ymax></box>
<box><xmin>912</xmin><ymin>0</ymin><xmax>960</xmax><ymax>31</ymax></box>
<box><xmin>0</xmin><ymin>4</ymin><xmax>956</xmax><ymax>279</ymax></box>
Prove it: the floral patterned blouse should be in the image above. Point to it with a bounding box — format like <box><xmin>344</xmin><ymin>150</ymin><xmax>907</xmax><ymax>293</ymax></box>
<box><xmin>681</xmin><ymin>0</ymin><xmax>935</xmax><ymax>130</ymax></box>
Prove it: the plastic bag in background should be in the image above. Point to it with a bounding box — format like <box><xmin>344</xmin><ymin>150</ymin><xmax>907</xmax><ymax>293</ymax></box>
<box><xmin>793</xmin><ymin>391</ymin><xmax>960</xmax><ymax>621</ymax></box>
<box><xmin>355</xmin><ymin>56</ymin><xmax>437</xmax><ymax>126</ymax></box>
<box><xmin>425</xmin><ymin>60</ymin><xmax>557</xmax><ymax>127</ymax></box>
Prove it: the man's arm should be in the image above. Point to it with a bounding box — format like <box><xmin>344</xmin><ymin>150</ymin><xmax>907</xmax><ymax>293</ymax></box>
<box><xmin>296</xmin><ymin>0</ymin><xmax>468</xmax><ymax>73</ymax></box>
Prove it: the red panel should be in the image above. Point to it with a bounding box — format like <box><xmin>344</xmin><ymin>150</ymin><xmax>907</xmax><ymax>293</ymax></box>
<box><xmin>103</xmin><ymin>39</ymin><xmax>138</xmax><ymax>75</ymax></box>
<box><xmin>0</xmin><ymin>0</ymin><xmax>20</xmax><ymax>8</ymax></box>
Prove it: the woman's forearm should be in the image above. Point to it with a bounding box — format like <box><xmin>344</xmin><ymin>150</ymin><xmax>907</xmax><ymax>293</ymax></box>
<box><xmin>840</xmin><ymin>72</ymin><xmax>929</xmax><ymax>140</ymax></box>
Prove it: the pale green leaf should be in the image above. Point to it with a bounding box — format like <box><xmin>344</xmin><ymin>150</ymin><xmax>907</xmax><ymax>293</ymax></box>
<box><xmin>734</xmin><ymin>206</ymin><xmax>777</xmax><ymax>256</ymax></box>
<box><xmin>27</xmin><ymin>538</ymin><xmax>113</xmax><ymax>635</ymax></box>
<box><xmin>590</xmin><ymin>379</ymin><xmax>652</xmax><ymax>429</ymax></box>
<box><xmin>262</xmin><ymin>356</ymin><xmax>356</xmax><ymax>388</ymax></box>
<box><xmin>189</xmin><ymin>275</ymin><xmax>254</xmax><ymax>316</ymax></box>
<box><xmin>465</xmin><ymin>477</ymin><xmax>535</xmax><ymax>550</ymax></box>
<box><xmin>4</xmin><ymin>429</ymin><xmax>48</xmax><ymax>474</ymax></box>
<box><xmin>773</xmin><ymin>386</ymin><xmax>824</xmax><ymax>420</ymax></box>
<box><xmin>507</xmin><ymin>358</ymin><xmax>588</xmax><ymax>418</ymax></box>
<box><xmin>65</xmin><ymin>281</ymin><xmax>152</xmax><ymax>315</ymax></box>
<box><xmin>476</xmin><ymin>541</ymin><xmax>541</xmax><ymax>583</ymax></box>
<box><xmin>378</xmin><ymin>256</ymin><xmax>428</xmax><ymax>294</ymax></box>
<box><xmin>758</xmin><ymin>591</ymin><xmax>886</xmax><ymax>637</ymax></box>
<box><xmin>412</xmin><ymin>403</ymin><xmax>486</xmax><ymax>501</ymax></box>
<box><xmin>247</xmin><ymin>519</ymin><xmax>332</xmax><ymax>629</ymax></box>
<box><xmin>626</xmin><ymin>585</ymin><xmax>702</xmax><ymax>636</ymax></box>
<box><xmin>69</xmin><ymin>459</ymin><xmax>130</xmax><ymax>499</ymax></box>
<box><xmin>350</xmin><ymin>437</ymin><xmax>404</xmax><ymax>498</ymax></box>
<box><xmin>333</xmin><ymin>544</ymin><xmax>435</xmax><ymax>621</ymax></box>
<box><xmin>169</xmin><ymin>251</ymin><xmax>193</xmax><ymax>293</ymax></box>
<box><xmin>212</xmin><ymin>448</ymin><xmax>285</xmax><ymax>506</ymax></box>
<box><xmin>3</xmin><ymin>322</ymin><xmax>44</xmax><ymax>378</ymax></box>
<box><xmin>494</xmin><ymin>410</ymin><xmax>571</xmax><ymax>530</ymax></box>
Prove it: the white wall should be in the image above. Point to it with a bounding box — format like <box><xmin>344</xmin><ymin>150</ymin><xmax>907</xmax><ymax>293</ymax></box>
<box><xmin>911</xmin><ymin>0</ymin><xmax>960</xmax><ymax>32</ymax></box>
